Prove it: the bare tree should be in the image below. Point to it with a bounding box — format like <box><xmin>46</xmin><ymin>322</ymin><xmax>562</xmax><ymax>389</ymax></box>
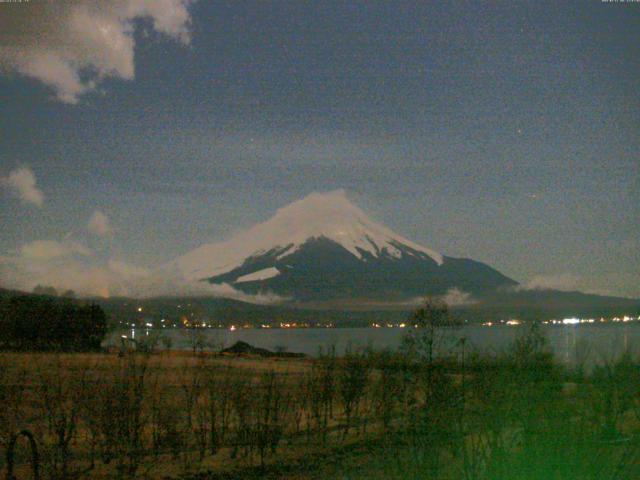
<box><xmin>338</xmin><ymin>348</ymin><xmax>371</xmax><ymax>439</ymax></box>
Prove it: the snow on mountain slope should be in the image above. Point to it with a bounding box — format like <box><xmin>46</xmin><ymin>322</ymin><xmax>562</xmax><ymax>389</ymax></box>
<box><xmin>235</xmin><ymin>267</ymin><xmax>281</xmax><ymax>283</ymax></box>
<box><xmin>171</xmin><ymin>190</ymin><xmax>443</xmax><ymax>281</ymax></box>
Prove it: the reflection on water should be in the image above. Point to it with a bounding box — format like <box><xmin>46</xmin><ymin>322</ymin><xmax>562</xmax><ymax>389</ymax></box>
<box><xmin>556</xmin><ymin>323</ymin><xmax>637</xmax><ymax>365</ymax></box>
<box><xmin>106</xmin><ymin>323</ymin><xmax>640</xmax><ymax>366</ymax></box>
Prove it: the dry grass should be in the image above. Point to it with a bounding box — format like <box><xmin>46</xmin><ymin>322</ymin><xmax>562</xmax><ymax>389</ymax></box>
<box><xmin>2</xmin><ymin>339</ymin><xmax>640</xmax><ymax>480</ymax></box>
<box><xmin>0</xmin><ymin>351</ymin><xmax>385</xmax><ymax>479</ymax></box>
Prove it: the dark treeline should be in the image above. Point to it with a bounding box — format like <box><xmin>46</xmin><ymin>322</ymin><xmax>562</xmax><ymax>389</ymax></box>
<box><xmin>0</xmin><ymin>294</ymin><xmax>106</xmax><ymax>351</ymax></box>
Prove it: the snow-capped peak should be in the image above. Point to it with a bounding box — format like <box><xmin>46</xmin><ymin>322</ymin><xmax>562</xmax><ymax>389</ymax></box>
<box><xmin>171</xmin><ymin>189</ymin><xmax>443</xmax><ymax>281</ymax></box>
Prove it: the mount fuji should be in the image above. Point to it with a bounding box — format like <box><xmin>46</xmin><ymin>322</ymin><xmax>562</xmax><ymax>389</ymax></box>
<box><xmin>168</xmin><ymin>190</ymin><xmax>517</xmax><ymax>303</ymax></box>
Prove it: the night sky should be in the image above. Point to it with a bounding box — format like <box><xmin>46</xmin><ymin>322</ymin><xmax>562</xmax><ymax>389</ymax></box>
<box><xmin>1</xmin><ymin>1</ymin><xmax>638</xmax><ymax>297</ymax></box>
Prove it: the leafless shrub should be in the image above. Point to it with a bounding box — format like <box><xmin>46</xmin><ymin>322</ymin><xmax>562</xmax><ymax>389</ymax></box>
<box><xmin>337</xmin><ymin>348</ymin><xmax>371</xmax><ymax>439</ymax></box>
<box><xmin>83</xmin><ymin>355</ymin><xmax>148</xmax><ymax>479</ymax></box>
<box><xmin>174</xmin><ymin>360</ymin><xmax>207</xmax><ymax>472</ymax></box>
<box><xmin>204</xmin><ymin>364</ymin><xmax>234</xmax><ymax>455</ymax></box>
<box><xmin>229</xmin><ymin>373</ymin><xmax>254</xmax><ymax>462</ymax></box>
<box><xmin>0</xmin><ymin>359</ymin><xmax>29</xmax><ymax>460</ymax></box>
<box><xmin>305</xmin><ymin>348</ymin><xmax>337</xmax><ymax>445</ymax></box>
<box><xmin>588</xmin><ymin>352</ymin><xmax>640</xmax><ymax>439</ymax></box>
<box><xmin>229</xmin><ymin>369</ymin><xmax>289</xmax><ymax>468</ymax></box>
<box><xmin>33</xmin><ymin>356</ymin><xmax>89</xmax><ymax>480</ymax></box>
<box><xmin>372</xmin><ymin>350</ymin><xmax>409</xmax><ymax>432</ymax></box>
<box><xmin>253</xmin><ymin>370</ymin><xmax>288</xmax><ymax>467</ymax></box>
<box><xmin>148</xmin><ymin>375</ymin><xmax>183</xmax><ymax>460</ymax></box>
<box><xmin>289</xmin><ymin>374</ymin><xmax>307</xmax><ymax>440</ymax></box>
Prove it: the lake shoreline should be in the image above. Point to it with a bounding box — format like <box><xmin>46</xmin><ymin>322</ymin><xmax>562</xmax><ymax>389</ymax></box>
<box><xmin>105</xmin><ymin>322</ymin><xmax>640</xmax><ymax>366</ymax></box>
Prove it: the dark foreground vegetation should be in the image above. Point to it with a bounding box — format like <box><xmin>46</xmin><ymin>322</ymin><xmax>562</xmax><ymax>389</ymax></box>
<box><xmin>0</xmin><ymin>300</ymin><xmax>639</xmax><ymax>479</ymax></box>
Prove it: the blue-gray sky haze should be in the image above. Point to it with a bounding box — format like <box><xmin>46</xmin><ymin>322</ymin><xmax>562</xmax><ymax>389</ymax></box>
<box><xmin>1</xmin><ymin>1</ymin><xmax>638</xmax><ymax>297</ymax></box>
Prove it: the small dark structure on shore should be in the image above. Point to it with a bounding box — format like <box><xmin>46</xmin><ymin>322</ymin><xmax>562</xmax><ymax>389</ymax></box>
<box><xmin>221</xmin><ymin>341</ymin><xmax>305</xmax><ymax>358</ymax></box>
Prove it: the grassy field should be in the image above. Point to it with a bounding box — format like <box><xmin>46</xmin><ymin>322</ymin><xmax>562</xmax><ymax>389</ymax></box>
<box><xmin>1</xmin><ymin>326</ymin><xmax>640</xmax><ymax>479</ymax></box>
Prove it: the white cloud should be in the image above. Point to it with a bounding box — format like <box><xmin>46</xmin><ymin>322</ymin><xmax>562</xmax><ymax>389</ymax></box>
<box><xmin>131</xmin><ymin>266</ymin><xmax>289</xmax><ymax>303</ymax></box>
<box><xmin>0</xmin><ymin>240</ymin><xmax>288</xmax><ymax>304</ymax></box>
<box><xmin>131</xmin><ymin>275</ymin><xmax>289</xmax><ymax>304</ymax></box>
<box><xmin>522</xmin><ymin>274</ymin><xmax>580</xmax><ymax>292</ymax></box>
<box><xmin>87</xmin><ymin>210</ymin><xmax>111</xmax><ymax>236</ymax></box>
<box><xmin>1</xmin><ymin>167</ymin><xmax>44</xmax><ymax>206</ymax></box>
<box><xmin>403</xmin><ymin>288</ymin><xmax>477</xmax><ymax>307</ymax></box>
<box><xmin>1</xmin><ymin>258</ymin><xmax>116</xmax><ymax>299</ymax></box>
<box><xmin>207</xmin><ymin>283</ymin><xmax>290</xmax><ymax>305</ymax></box>
<box><xmin>20</xmin><ymin>240</ymin><xmax>91</xmax><ymax>260</ymax></box>
<box><xmin>0</xmin><ymin>0</ymin><xmax>193</xmax><ymax>103</ymax></box>
<box><xmin>440</xmin><ymin>287</ymin><xmax>476</xmax><ymax>307</ymax></box>
<box><xmin>350</xmin><ymin>288</ymin><xmax>476</xmax><ymax>309</ymax></box>
<box><xmin>108</xmin><ymin>259</ymin><xmax>150</xmax><ymax>278</ymax></box>
<box><xmin>0</xmin><ymin>248</ymin><xmax>149</xmax><ymax>298</ymax></box>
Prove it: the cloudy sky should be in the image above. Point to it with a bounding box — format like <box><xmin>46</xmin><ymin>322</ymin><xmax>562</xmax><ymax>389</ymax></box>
<box><xmin>1</xmin><ymin>1</ymin><xmax>638</xmax><ymax>298</ymax></box>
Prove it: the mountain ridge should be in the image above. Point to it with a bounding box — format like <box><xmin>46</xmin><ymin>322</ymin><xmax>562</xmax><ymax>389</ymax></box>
<box><xmin>169</xmin><ymin>189</ymin><xmax>444</xmax><ymax>281</ymax></box>
<box><xmin>166</xmin><ymin>190</ymin><xmax>519</xmax><ymax>303</ymax></box>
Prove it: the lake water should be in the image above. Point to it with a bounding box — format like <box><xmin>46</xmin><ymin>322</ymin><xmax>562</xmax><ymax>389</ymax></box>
<box><xmin>107</xmin><ymin>323</ymin><xmax>640</xmax><ymax>366</ymax></box>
